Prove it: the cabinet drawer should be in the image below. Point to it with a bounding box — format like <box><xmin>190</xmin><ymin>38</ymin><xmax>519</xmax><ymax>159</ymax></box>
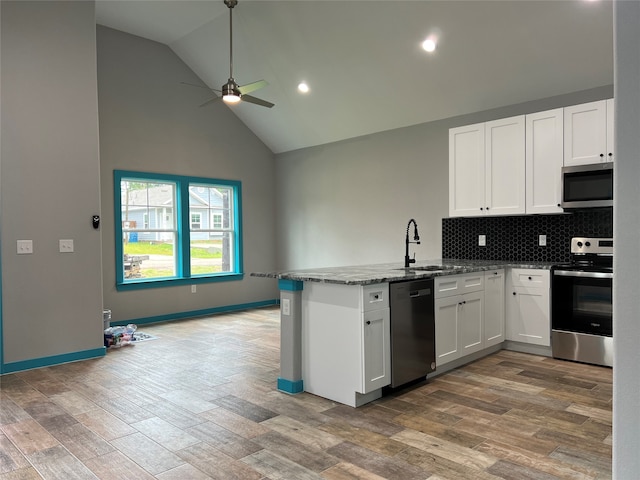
<box><xmin>362</xmin><ymin>283</ymin><xmax>389</xmax><ymax>311</ymax></box>
<box><xmin>435</xmin><ymin>273</ymin><xmax>484</xmax><ymax>298</ymax></box>
<box><xmin>510</xmin><ymin>269</ymin><xmax>549</xmax><ymax>288</ymax></box>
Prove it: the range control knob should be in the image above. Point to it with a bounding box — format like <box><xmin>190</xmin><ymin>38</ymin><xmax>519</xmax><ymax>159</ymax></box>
<box><xmin>577</xmin><ymin>241</ymin><xmax>583</xmax><ymax>247</ymax></box>
<box><xmin>585</xmin><ymin>241</ymin><xmax>591</xmax><ymax>247</ymax></box>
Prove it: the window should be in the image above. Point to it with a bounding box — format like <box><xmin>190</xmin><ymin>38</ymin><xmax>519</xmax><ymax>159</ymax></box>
<box><xmin>191</xmin><ymin>212</ymin><xmax>201</xmax><ymax>229</ymax></box>
<box><xmin>114</xmin><ymin>170</ymin><xmax>243</xmax><ymax>290</ymax></box>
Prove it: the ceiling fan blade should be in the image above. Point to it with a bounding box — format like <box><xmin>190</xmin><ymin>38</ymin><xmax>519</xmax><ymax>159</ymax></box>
<box><xmin>241</xmin><ymin>94</ymin><xmax>274</xmax><ymax>108</ymax></box>
<box><xmin>181</xmin><ymin>81</ymin><xmax>221</xmax><ymax>93</ymax></box>
<box><xmin>238</xmin><ymin>80</ymin><xmax>268</xmax><ymax>95</ymax></box>
<box><xmin>199</xmin><ymin>97</ymin><xmax>220</xmax><ymax>108</ymax></box>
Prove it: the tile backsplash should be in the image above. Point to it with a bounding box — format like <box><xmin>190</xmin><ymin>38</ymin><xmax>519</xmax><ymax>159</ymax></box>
<box><xmin>442</xmin><ymin>209</ymin><xmax>613</xmax><ymax>263</ymax></box>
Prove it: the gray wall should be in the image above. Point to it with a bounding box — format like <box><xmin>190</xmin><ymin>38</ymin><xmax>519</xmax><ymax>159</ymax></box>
<box><xmin>97</xmin><ymin>26</ymin><xmax>279</xmax><ymax>324</ymax></box>
<box><xmin>1</xmin><ymin>1</ymin><xmax>103</xmax><ymax>363</ymax></box>
<box><xmin>275</xmin><ymin>86</ymin><xmax>613</xmax><ymax>270</ymax></box>
<box><xmin>613</xmin><ymin>1</ymin><xmax>640</xmax><ymax>475</ymax></box>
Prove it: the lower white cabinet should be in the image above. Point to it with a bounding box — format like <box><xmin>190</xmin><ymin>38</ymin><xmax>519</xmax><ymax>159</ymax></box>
<box><xmin>484</xmin><ymin>270</ymin><xmax>505</xmax><ymax>346</ymax></box>
<box><xmin>506</xmin><ymin>269</ymin><xmax>551</xmax><ymax>346</ymax></box>
<box><xmin>302</xmin><ymin>282</ymin><xmax>390</xmax><ymax>407</ymax></box>
<box><xmin>434</xmin><ymin>273</ymin><xmax>486</xmax><ymax>366</ymax></box>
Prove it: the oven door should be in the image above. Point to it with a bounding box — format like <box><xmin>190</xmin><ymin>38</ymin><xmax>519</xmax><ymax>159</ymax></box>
<box><xmin>552</xmin><ymin>269</ymin><xmax>612</xmax><ymax>336</ymax></box>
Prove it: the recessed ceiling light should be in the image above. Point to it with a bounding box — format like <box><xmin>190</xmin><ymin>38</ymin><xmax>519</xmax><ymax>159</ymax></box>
<box><xmin>422</xmin><ymin>37</ymin><xmax>437</xmax><ymax>53</ymax></box>
<box><xmin>298</xmin><ymin>82</ymin><xmax>310</xmax><ymax>93</ymax></box>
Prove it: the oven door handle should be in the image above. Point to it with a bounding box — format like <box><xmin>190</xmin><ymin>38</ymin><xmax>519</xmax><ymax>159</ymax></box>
<box><xmin>553</xmin><ymin>270</ymin><xmax>613</xmax><ymax>279</ymax></box>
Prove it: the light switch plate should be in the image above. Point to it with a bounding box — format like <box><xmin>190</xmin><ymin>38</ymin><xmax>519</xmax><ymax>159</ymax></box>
<box><xmin>59</xmin><ymin>239</ymin><xmax>74</xmax><ymax>253</ymax></box>
<box><xmin>17</xmin><ymin>240</ymin><xmax>33</xmax><ymax>254</ymax></box>
<box><xmin>478</xmin><ymin>234</ymin><xmax>486</xmax><ymax>247</ymax></box>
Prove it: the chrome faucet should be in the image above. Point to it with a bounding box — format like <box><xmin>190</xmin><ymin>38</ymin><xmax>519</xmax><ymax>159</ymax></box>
<box><xmin>404</xmin><ymin>218</ymin><xmax>421</xmax><ymax>268</ymax></box>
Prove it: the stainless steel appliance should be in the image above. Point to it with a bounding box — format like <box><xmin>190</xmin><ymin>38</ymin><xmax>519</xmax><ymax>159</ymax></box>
<box><xmin>551</xmin><ymin>237</ymin><xmax>613</xmax><ymax>367</ymax></box>
<box><xmin>389</xmin><ymin>279</ymin><xmax>436</xmax><ymax>387</ymax></box>
<box><xmin>561</xmin><ymin>163</ymin><xmax>613</xmax><ymax>209</ymax></box>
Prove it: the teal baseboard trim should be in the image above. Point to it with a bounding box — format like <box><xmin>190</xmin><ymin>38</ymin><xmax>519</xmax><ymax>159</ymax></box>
<box><xmin>110</xmin><ymin>299</ymin><xmax>279</xmax><ymax>327</ymax></box>
<box><xmin>278</xmin><ymin>279</ymin><xmax>303</xmax><ymax>291</ymax></box>
<box><xmin>277</xmin><ymin>377</ymin><xmax>304</xmax><ymax>394</ymax></box>
<box><xmin>2</xmin><ymin>347</ymin><xmax>106</xmax><ymax>375</ymax></box>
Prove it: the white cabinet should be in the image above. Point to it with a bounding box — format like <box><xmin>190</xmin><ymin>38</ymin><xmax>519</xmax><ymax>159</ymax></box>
<box><xmin>506</xmin><ymin>269</ymin><xmax>550</xmax><ymax>347</ymax></box>
<box><xmin>302</xmin><ymin>282</ymin><xmax>390</xmax><ymax>407</ymax></box>
<box><xmin>449</xmin><ymin>123</ymin><xmax>485</xmax><ymax>217</ymax></box>
<box><xmin>525</xmin><ymin>109</ymin><xmax>564</xmax><ymax>214</ymax></box>
<box><xmin>434</xmin><ymin>273</ymin><xmax>485</xmax><ymax>366</ymax></box>
<box><xmin>449</xmin><ymin>116</ymin><xmax>525</xmax><ymax>217</ymax></box>
<box><xmin>564</xmin><ymin>99</ymin><xmax>615</xmax><ymax>166</ymax></box>
<box><xmin>484</xmin><ymin>269</ymin><xmax>505</xmax><ymax>347</ymax></box>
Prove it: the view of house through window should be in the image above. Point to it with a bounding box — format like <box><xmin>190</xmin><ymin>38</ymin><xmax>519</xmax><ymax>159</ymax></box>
<box><xmin>116</xmin><ymin>171</ymin><xmax>241</xmax><ymax>286</ymax></box>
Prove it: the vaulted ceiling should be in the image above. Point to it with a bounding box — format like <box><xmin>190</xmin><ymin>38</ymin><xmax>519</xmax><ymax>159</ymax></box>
<box><xmin>95</xmin><ymin>0</ymin><xmax>613</xmax><ymax>154</ymax></box>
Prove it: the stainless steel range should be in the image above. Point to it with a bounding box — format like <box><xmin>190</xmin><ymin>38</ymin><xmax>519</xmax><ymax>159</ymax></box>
<box><xmin>551</xmin><ymin>237</ymin><xmax>613</xmax><ymax>367</ymax></box>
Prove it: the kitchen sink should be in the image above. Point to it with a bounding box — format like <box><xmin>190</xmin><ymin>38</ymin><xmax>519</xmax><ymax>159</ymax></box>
<box><xmin>394</xmin><ymin>265</ymin><xmax>460</xmax><ymax>272</ymax></box>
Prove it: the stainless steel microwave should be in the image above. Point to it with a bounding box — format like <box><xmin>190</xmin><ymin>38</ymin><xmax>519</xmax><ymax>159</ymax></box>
<box><xmin>561</xmin><ymin>163</ymin><xmax>613</xmax><ymax>209</ymax></box>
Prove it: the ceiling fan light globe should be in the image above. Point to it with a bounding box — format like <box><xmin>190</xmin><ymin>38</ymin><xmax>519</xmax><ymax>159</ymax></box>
<box><xmin>223</xmin><ymin>94</ymin><xmax>241</xmax><ymax>103</ymax></box>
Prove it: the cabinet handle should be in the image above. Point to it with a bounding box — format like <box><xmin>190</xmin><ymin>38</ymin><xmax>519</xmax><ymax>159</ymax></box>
<box><xmin>486</xmin><ymin>207</ymin><xmax>490</xmax><ymax>210</ymax></box>
<box><xmin>528</xmin><ymin>276</ymin><xmax>532</xmax><ymax>280</ymax></box>
<box><xmin>480</xmin><ymin>207</ymin><xmax>484</xmax><ymax>211</ymax></box>
<box><xmin>557</xmin><ymin>203</ymin><xmax>561</xmax><ymax>207</ymax></box>
<box><xmin>366</xmin><ymin>321</ymin><xmax>371</xmax><ymax>325</ymax></box>
<box><xmin>494</xmin><ymin>271</ymin><xmax>498</xmax><ymax>275</ymax></box>
<box><xmin>608</xmin><ymin>153</ymin><xmax>613</xmax><ymax>158</ymax></box>
<box><xmin>513</xmin><ymin>292</ymin><xmax>517</xmax><ymax>295</ymax></box>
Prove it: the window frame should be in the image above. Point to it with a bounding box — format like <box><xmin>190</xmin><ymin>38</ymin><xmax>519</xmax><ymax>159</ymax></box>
<box><xmin>114</xmin><ymin>170</ymin><xmax>243</xmax><ymax>291</ymax></box>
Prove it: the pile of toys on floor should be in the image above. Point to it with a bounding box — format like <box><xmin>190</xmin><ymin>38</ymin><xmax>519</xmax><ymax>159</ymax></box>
<box><xmin>104</xmin><ymin>324</ymin><xmax>137</xmax><ymax>348</ymax></box>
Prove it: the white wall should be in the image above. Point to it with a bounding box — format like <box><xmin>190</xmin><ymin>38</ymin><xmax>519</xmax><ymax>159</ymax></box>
<box><xmin>97</xmin><ymin>26</ymin><xmax>279</xmax><ymax>324</ymax></box>
<box><xmin>613</xmin><ymin>1</ymin><xmax>640</xmax><ymax>476</ymax></box>
<box><xmin>275</xmin><ymin>86</ymin><xmax>613</xmax><ymax>270</ymax></box>
<box><xmin>1</xmin><ymin>1</ymin><xmax>103</xmax><ymax>364</ymax></box>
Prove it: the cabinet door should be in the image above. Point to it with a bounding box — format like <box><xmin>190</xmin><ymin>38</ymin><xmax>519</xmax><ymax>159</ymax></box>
<box><xmin>459</xmin><ymin>291</ymin><xmax>484</xmax><ymax>356</ymax></box>
<box><xmin>506</xmin><ymin>286</ymin><xmax>550</xmax><ymax>346</ymax></box>
<box><xmin>435</xmin><ymin>296</ymin><xmax>460</xmax><ymax>365</ymax></box>
<box><xmin>449</xmin><ymin>123</ymin><xmax>485</xmax><ymax>217</ymax></box>
<box><xmin>564</xmin><ymin>101</ymin><xmax>608</xmax><ymax>166</ymax></box>
<box><xmin>606</xmin><ymin>98</ymin><xmax>614</xmax><ymax>162</ymax></box>
<box><xmin>525</xmin><ymin>109</ymin><xmax>564</xmax><ymax>214</ymax></box>
<box><xmin>484</xmin><ymin>270</ymin><xmax>505</xmax><ymax>347</ymax></box>
<box><xmin>485</xmin><ymin>116</ymin><xmax>526</xmax><ymax>215</ymax></box>
<box><xmin>361</xmin><ymin>308</ymin><xmax>390</xmax><ymax>393</ymax></box>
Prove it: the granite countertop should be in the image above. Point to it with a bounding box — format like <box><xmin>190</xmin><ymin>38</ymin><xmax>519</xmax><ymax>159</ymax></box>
<box><xmin>251</xmin><ymin>259</ymin><xmax>555</xmax><ymax>286</ymax></box>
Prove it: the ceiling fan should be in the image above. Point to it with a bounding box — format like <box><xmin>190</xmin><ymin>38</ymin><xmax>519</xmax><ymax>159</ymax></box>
<box><xmin>182</xmin><ymin>0</ymin><xmax>274</xmax><ymax>108</ymax></box>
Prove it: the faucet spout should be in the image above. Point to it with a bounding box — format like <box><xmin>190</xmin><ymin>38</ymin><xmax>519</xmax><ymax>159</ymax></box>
<box><xmin>404</xmin><ymin>218</ymin><xmax>421</xmax><ymax>268</ymax></box>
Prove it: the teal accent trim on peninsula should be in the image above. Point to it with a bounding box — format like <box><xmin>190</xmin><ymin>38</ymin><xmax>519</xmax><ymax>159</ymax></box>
<box><xmin>110</xmin><ymin>299</ymin><xmax>278</xmax><ymax>327</ymax></box>
<box><xmin>2</xmin><ymin>347</ymin><xmax>106</xmax><ymax>374</ymax></box>
<box><xmin>277</xmin><ymin>377</ymin><xmax>304</xmax><ymax>394</ymax></box>
<box><xmin>278</xmin><ymin>279</ymin><xmax>303</xmax><ymax>291</ymax></box>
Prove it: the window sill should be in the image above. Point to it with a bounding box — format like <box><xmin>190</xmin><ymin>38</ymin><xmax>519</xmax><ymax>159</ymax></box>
<box><xmin>116</xmin><ymin>273</ymin><xmax>244</xmax><ymax>291</ymax></box>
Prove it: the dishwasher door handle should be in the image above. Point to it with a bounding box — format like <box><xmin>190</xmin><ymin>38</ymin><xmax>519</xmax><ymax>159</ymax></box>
<box><xmin>409</xmin><ymin>288</ymin><xmax>432</xmax><ymax>298</ymax></box>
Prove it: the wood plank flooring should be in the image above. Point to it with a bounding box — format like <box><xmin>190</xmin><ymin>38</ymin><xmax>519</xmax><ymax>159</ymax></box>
<box><xmin>0</xmin><ymin>306</ymin><xmax>612</xmax><ymax>479</ymax></box>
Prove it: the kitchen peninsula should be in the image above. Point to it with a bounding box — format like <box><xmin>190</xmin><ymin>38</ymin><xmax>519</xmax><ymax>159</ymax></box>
<box><xmin>252</xmin><ymin>259</ymin><xmax>553</xmax><ymax>407</ymax></box>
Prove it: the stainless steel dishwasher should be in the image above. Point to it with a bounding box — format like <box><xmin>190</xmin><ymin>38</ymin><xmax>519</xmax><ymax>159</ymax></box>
<box><xmin>389</xmin><ymin>278</ymin><xmax>436</xmax><ymax>388</ymax></box>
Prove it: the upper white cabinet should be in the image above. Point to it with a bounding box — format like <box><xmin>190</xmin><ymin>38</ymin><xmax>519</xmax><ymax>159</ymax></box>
<box><xmin>564</xmin><ymin>99</ymin><xmax>615</xmax><ymax>166</ymax></box>
<box><xmin>525</xmin><ymin>109</ymin><xmax>564</xmax><ymax>214</ymax></box>
<box><xmin>449</xmin><ymin>116</ymin><xmax>525</xmax><ymax>217</ymax></box>
<box><xmin>449</xmin><ymin>123</ymin><xmax>486</xmax><ymax>217</ymax></box>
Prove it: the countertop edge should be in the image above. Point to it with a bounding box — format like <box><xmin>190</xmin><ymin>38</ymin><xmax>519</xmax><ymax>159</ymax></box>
<box><xmin>250</xmin><ymin>260</ymin><xmax>555</xmax><ymax>286</ymax></box>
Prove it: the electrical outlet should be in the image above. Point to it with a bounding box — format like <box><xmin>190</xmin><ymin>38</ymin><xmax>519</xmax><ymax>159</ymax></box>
<box><xmin>282</xmin><ymin>298</ymin><xmax>291</xmax><ymax>316</ymax></box>
<box><xmin>59</xmin><ymin>239</ymin><xmax>74</xmax><ymax>253</ymax></box>
<box><xmin>17</xmin><ymin>240</ymin><xmax>33</xmax><ymax>254</ymax></box>
<box><xmin>478</xmin><ymin>235</ymin><xmax>486</xmax><ymax>247</ymax></box>
<box><xmin>191</xmin><ymin>285</ymin><xmax>197</xmax><ymax>293</ymax></box>
<box><xmin>539</xmin><ymin>234</ymin><xmax>547</xmax><ymax>247</ymax></box>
